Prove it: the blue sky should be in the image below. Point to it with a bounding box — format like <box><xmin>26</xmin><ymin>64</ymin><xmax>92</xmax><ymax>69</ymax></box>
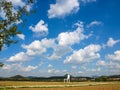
<box><xmin>0</xmin><ymin>0</ymin><xmax>120</xmax><ymax>77</ymax></box>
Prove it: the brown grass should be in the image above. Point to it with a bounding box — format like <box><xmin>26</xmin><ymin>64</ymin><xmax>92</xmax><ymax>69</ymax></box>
<box><xmin>0</xmin><ymin>81</ymin><xmax>106</xmax><ymax>86</ymax></box>
<box><xmin>0</xmin><ymin>81</ymin><xmax>120</xmax><ymax>90</ymax></box>
<box><xmin>14</xmin><ymin>84</ymin><xmax>120</xmax><ymax>90</ymax></box>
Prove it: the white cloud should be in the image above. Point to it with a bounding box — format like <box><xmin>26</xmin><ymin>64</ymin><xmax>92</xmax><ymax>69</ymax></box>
<box><xmin>29</xmin><ymin>20</ymin><xmax>48</xmax><ymax>37</ymax></box>
<box><xmin>26</xmin><ymin>4</ymin><xmax>32</xmax><ymax>12</ymax></box>
<box><xmin>2</xmin><ymin>63</ymin><xmax>22</xmax><ymax>71</ymax></box>
<box><xmin>17</xmin><ymin>34</ymin><xmax>25</xmax><ymax>40</ymax></box>
<box><xmin>22</xmin><ymin>40</ymin><xmax>46</xmax><ymax>56</ymax></box>
<box><xmin>48</xmin><ymin>69</ymin><xmax>60</xmax><ymax>74</ymax></box>
<box><xmin>90</xmin><ymin>68</ymin><xmax>101</xmax><ymax>72</ymax></box>
<box><xmin>64</xmin><ymin>44</ymin><xmax>101</xmax><ymax>64</ymax></box>
<box><xmin>48</xmin><ymin>45</ymin><xmax>72</xmax><ymax>60</ymax></box>
<box><xmin>22</xmin><ymin>38</ymin><xmax>55</xmax><ymax>56</ymax></box>
<box><xmin>78</xmin><ymin>71</ymin><xmax>83</xmax><ymax>74</ymax></box>
<box><xmin>108</xmin><ymin>62</ymin><xmax>120</xmax><ymax>69</ymax></box>
<box><xmin>40</xmin><ymin>38</ymin><xmax>55</xmax><ymax>48</ymax></box>
<box><xmin>102</xmin><ymin>38</ymin><xmax>120</xmax><ymax>48</ymax></box>
<box><xmin>23</xmin><ymin>21</ymin><xmax>90</xmax><ymax>60</ymax></box>
<box><xmin>107</xmin><ymin>50</ymin><xmax>120</xmax><ymax>61</ymax></box>
<box><xmin>102</xmin><ymin>61</ymin><xmax>120</xmax><ymax>69</ymax></box>
<box><xmin>24</xmin><ymin>65</ymin><xmax>38</xmax><ymax>72</ymax></box>
<box><xmin>48</xmin><ymin>0</ymin><xmax>79</xmax><ymax>18</ymax></box>
<box><xmin>106</xmin><ymin>38</ymin><xmax>120</xmax><ymax>47</ymax></box>
<box><xmin>2</xmin><ymin>63</ymin><xmax>37</xmax><ymax>72</ymax></box>
<box><xmin>96</xmin><ymin>60</ymin><xmax>120</xmax><ymax>69</ymax></box>
<box><xmin>87</xmin><ymin>20</ymin><xmax>102</xmax><ymax>28</ymax></box>
<box><xmin>48</xmin><ymin>64</ymin><xmax>53</xmax><ymax>68</ymax></box>
<box><xmin>81</xmin><ymin>0</ymin><xmax>96</xmax><ymax>3</ymax></box>
<box><xmin>96</xmin><ymin>60</ymin><xmax>106</xmax><ymax>66</ymax></box>
<box><xmin>72</xmin><ymin>66</ymin><xmax>77</xmax><ymax>69</ymax></box>
<box><xmin>7</xmin><ymin>52</ymin><xmax>29</xmax><ymax>62</ymax></box>
<box><xmin>2</xmin><ymin>64</ymin><xmax>11</xmax><ymax>70</ymax></box>
<box><xmin>58</xmin><ymin>21</ymin><xmax>90</xmax><ymax>46</ymax></box>
<box><xmin>7</xmin><ymin>0</ymin><xmax>25</xmax><ymax>8</ymax></box>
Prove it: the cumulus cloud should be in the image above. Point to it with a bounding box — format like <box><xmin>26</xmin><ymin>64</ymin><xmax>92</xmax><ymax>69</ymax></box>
<box><xmin>87</xmin><ymin>20</ymin><xmax>102</xmax><ymax>28</ymax></box>
<box><xmin>24</xmin><ymin>65</ymin><xmax>38</xmax><ymax>72</ymax></box>
<box><xmin>48</xmin><ymin>0</ymin><xmax>97</xmax><ymax>18</ymax></box>
<box><xmin>47</xmin><ymin>21</ymin><xmax>91</xmax><ymax>60</ymax></box>
<box><xmin>48</xmin><ymin>45</ymin><xmax>72</xmax><ymax>60</ymax></box>
<box><xmin>6</xmin><ymin>20</ymin><xmax>97</xmax><ymax>65</ymax></box>
<box><xmin>108</xmin><ymin>62</ymin><xmax>120</xmax><ymax>69</ymax></box>
<box><xmin>81</xmin><ymin>0</ymin><xmax>96</xmax><ymax>3</ymax></box>
<box><xmin>2</xmin><ymin>63</ymin><xmax>37</xmax><ymax>72</ymax></box>
<box><xmin>72</xmin><ymin>66</ymin><xmax>77</xmax><ymax>69</ymax></box>
<box><xmin>22</xmin><ymin>40</ymin><xmax>46</xmax><ymax>56</ymax></box>
<box><xmin>90</xmin><ymin>68</ymin><xmax>101</xmax><ymax>72</ymax></box>
<box><xmin>22</xmin><ymin>38</ymin><xmax>55</xmax><ymax>56</ymax></box>
<box><xmin>5</xmin><ymin>21</ymin><xmax>92</xmax><ymax>62</ymax></box>
<box><xmin>48</xmin><ymin>64</ymin><xmax>53</xmax><ymax>68</ymax></box>
<box><xmin>6</xmin><ymin>38</ymin><xmax>55</xmax><ymax>62</ymax></box>
<box><xmin>107</xmin><ymin>50</ymin><xmax>120</xmax><ymax>61</ymax></box>
<box><xmin>7</xmin><ymin>52</ymin><xmax>29</xmax><ymax>62</ymax></box>
<box><xmin>48</xmin><ymin>0</ymin><xmax>80</xmax><ymax>18</ymax></box>
<box><xmin>29</xmin><ymin>20</ymin><xmax>48</xmax><ymax>37</ymax></box>
<box><xmin>102</xmin><ymin>38</ymin><xmax>120</xmax><ymax>48</ymax></box>
<box><xmin>64</xmin><ymin>44</ymin><xmax>101</xmax><ymax>64</ymax></box>
<box><xmin>78</xmin><ymin>71</ymin><xmax>83</xmax><ymax>74</ymax></box>
<box><xmin>48</xmin><ymin>69</ymin><xmax>60</xmax><ymax>74</ymax></box>
<box><xmin>106</xmin><ymin>38</ymin><xmax>120</xmax><ymax>47</ymax></box>
<box><xmin>58</xmin><ymin>21</ymin><xmax>90</xmax><ymax>46</ymax></box>
<box><xmin>96</xmin><ymin>60</ymin><xmax>120</xmax><ymax>69</ymax></box>
<box><xmin>96</xmin><ymin>60</ymin><xmax>106</xmax><ymax>66</ymax></box>
<box><xmin>17</xmin><ymin>34</ymin><xmax>25</xmax><ymax>40</ymax></box>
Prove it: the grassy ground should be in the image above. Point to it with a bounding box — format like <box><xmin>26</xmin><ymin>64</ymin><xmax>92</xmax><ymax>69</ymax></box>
<box><xmin>0</xmin><ymin>81</ymin><xmax>120</xmax><ymax>90</ymax></box>
<box><xmin>15</xmin><ymin>84</ymin><xmax>120</xmax><ymax>90</ymax></box>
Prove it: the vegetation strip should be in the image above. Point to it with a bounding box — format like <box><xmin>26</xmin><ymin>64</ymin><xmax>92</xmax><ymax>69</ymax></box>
<box><xmin>0</xmin><ymin>82</ymin><xmax>113</xmax><ymax>89</ymax></box>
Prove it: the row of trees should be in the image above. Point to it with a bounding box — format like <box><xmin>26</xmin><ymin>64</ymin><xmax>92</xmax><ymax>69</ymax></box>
<box><xmin>0</xmin><ymin>0</ymin><xmax>34</xmax><ymax>67</ymax></box>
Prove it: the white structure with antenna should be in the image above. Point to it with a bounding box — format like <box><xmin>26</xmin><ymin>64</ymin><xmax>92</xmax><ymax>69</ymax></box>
<box><xmin>64</xmin><ymin>74</ymin><xmax>70</xmax><ymax>82</ymax></box>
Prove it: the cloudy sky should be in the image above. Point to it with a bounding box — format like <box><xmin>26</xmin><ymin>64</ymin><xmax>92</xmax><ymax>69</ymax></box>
<box><xmin>0</xmin><ymin>0</ymin><xmax>120</xmax><ymax>77</ymax></box>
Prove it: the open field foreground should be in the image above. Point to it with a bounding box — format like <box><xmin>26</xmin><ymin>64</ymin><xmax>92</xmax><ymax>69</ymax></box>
<box><xmin>0</xmin><ymin>81</ymin><xmax>120</xmax><ymax>90</ymax></box>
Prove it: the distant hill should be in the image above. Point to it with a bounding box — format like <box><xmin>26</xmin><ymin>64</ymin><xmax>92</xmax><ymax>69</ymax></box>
<box><xmin>10</xmin><ymin>75</ymin><xmax>25</xmax><ymax>79</ymax></box>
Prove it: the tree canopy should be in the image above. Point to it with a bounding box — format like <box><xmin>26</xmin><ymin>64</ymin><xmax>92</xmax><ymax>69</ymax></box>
<box><xmin>0</xmin><ymin>0</ymin><xmax>33</xmax><ymax>51</ymax></box>
<box><xmin>0</xmin><ymin>0</ymin><xmax>34</xmax><ymax>66</ymax></box>
<box><xmin>0</xmin><ymin>62</ymin><xmax>4</xmax><ymax>67</ymax></box>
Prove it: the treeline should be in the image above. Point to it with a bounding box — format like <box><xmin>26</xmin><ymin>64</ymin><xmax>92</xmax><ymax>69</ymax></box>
<box><xmin>95</xmin><ymin>75</ymin><xmax>120</xmax><ymax>82</ymax></box>
<box><xmin>0</xmin><ymin>75</ymin><xmax>120</xmax><ymax>82</ymax></box>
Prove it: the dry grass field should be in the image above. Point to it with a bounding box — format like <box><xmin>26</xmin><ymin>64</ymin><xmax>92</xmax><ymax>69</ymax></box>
<box><xmin>0</xmin><ymin>81</ymin><xmax>120</xmax><ymax>90</ymax></box>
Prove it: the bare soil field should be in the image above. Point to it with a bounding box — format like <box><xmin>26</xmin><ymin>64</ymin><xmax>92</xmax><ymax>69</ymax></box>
<box><xmin>0</xmin><ymin>81</ymin><xmax>120</xmax><ymax>90</ymax></box>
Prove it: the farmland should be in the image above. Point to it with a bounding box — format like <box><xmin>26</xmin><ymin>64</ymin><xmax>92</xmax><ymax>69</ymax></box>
<box><xmin>0</xmin><ymin>81</ymin><xmax>120</xmax><ymax>90</ymax></box>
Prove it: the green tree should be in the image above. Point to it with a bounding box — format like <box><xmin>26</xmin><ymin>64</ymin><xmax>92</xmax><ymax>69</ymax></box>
<box><xmin>0</xmin><ymin>0</ymin><xmax>33</xmax><ymax>51</ymax></box>
<box><xmin>0</xmin><ymin>62</ymin><xmax>4</xmax><ymax>67</ymax></box>
<box><xmin>0</xmin><ymin>0</ymin><xmax>34</xmax><ymax>66</ymax></box>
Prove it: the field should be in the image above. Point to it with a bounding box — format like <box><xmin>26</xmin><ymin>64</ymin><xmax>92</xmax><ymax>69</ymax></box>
<box><xmin>0</xmin><ymin>81</ymin><xmax>120</xmax><ymax>90</ymax></box>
